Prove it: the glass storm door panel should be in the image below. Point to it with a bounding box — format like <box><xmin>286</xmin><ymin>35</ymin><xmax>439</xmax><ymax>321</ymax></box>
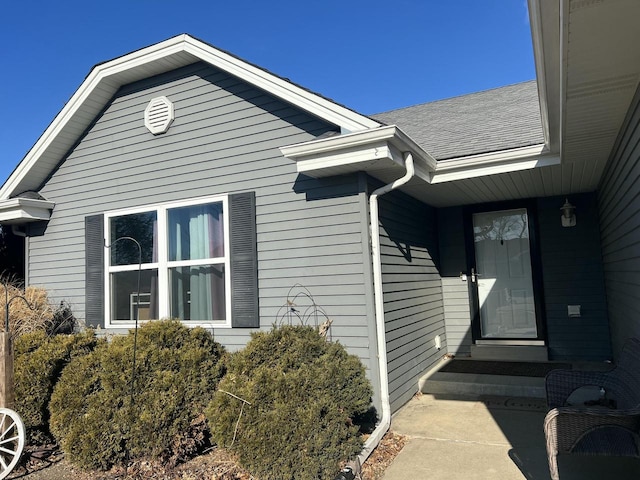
<box><xmin>472</xmin><ymin>208</ymin><xmax>537</xmax><ymax>339</ymax></box>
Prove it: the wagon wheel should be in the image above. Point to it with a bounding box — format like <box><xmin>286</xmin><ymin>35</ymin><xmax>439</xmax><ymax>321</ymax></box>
<box><xmin>0</xmin><ymin>408</ymin><xmax>25</xmax><ymax>480</ymax></box>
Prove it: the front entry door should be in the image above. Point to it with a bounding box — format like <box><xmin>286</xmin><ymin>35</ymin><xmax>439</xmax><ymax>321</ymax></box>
<box><xmin>470</xmin><ymin>208</ymin><xmax>541</xmax><ymax>340</ymax></box>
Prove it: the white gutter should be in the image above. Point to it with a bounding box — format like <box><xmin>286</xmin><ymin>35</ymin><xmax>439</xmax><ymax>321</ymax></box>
<box><xmin>430</xmin><ymin>144</ymin><xmax>559</xmax><ymax>184</ymax></box>
<box><xmin>359</xmin><ymin>151</ymin><xmax>415</xmax><ymax>464</ymax></box>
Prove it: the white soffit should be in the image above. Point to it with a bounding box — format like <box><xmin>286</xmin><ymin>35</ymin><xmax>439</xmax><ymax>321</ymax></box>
<box><xmin>530</xmin><ymin>0</ymin><xmax>640</xmax><ymax>192</ymax></box>
<box><xmin>0</xmin><ymin>34</ymin><xmax>380</xmax><ymax>200</ymax></box>
<box><xmin>560</xmin><ymin>0</ymin><xmax>640</xmax><ymax>188</ymax></box>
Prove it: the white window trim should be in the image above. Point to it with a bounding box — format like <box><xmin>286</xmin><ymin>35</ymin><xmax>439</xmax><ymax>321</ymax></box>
<box><xmin>103</xmin><ymin>195</ymin><xmax>232</xmax><ymax>329</ymax></box>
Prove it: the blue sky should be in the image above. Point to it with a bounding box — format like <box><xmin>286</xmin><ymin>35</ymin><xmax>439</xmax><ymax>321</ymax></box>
<box><xmin>0</xmin><ymin>1</ymin><xmax>534</xmax><ymax>186</ymax></box>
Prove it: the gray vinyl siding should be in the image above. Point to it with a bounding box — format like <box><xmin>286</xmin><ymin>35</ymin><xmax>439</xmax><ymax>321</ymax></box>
<box><xmin>437</xmin><ymin>200</ymin><xmax>611</xmax><ymax>361</ymax></box>
<box><xmin>598</xmin><ymin>84</ymin><xmax>640</xmax><ymax>358</ymax></box>
<box><xmin>376</xmin><ymin>186</ymin><xmax>445</xmax><ymax>412</ymax></box>
<box><xmin>437</xmin><ymin>206</ymin><xmax>472</xmax><ymax>356</ymax></box>
<box><xmin>29</xmin><ymin>62</ymin><xmax>376</xmax><ymax>375</ymax></box>
<box><xmin>536</xmin><ymin>194</ymin><xmax>611</xmax><ymax>361</ymax></box>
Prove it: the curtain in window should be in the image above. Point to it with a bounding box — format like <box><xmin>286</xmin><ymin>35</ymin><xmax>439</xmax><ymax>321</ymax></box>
<box><xmin>169</xmin><ymin>203</ymin><xmax>225</xmax><ymax>321</ymax></box>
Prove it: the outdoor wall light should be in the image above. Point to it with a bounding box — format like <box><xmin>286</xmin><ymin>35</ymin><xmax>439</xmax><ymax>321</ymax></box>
<box><xmin>560</xmin><ymin>198</ymin><xmax>576</xmax><ymax>227</ymax></box>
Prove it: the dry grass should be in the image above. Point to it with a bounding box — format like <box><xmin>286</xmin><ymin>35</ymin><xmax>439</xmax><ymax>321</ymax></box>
<box><xmin>0</xmin><ymin>282</ymin><xmax>56</xmax><ymax>338</ymax></box>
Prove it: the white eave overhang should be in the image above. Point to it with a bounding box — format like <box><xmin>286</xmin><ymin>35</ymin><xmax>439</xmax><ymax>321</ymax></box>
<box><xmin>430</xmin><ymin>144</ymin><xmax>559</xmax><ymax>184</ymax></box>
<box><xmin>280</xmin><ymin>125</ymin><xmax>437</xmax><ymax>183</ymax></box>
<box><xmin>0</xmin><ymin>34</ymin><xmax>380</xmax><ymax>201</ymax></box>
<box><xmin>282</xmin><ymin>125</ymin><xmax>560</xmax><ymax>187</ymax></box>
<box><xmin>0</xmin><ymin>198</ymin><xmax>55</xmax><ymax>224</ymax></box>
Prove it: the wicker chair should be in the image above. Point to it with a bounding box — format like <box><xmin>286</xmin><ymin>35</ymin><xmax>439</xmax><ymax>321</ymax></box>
<box><xmin>543</xmin><ymin>338</ymin><xmax>640</xmax><ymax>480</ymax></box>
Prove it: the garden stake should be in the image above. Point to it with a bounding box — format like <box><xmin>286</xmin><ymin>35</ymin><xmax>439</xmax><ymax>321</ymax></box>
<box><xmin>219</xmin><ymin>389</ymin><xmax>251</xmax><ymax>447</ymax></box>
<box><xmin>104</xmin><ymin>237</ymin><xmax>142</xmax><ymax>406</ymax></box>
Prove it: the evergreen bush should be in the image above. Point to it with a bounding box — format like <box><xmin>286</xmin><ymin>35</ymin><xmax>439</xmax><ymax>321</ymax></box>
<box><xmin>49</xmin><ymin>320</ymin><xmax>226</xmax><ymax>470</ymax></box>
<box><xmin>14</xmin><ymin>329</ymin><xmax>101</xmax><ymax>444</ymax></box>
<box><xmin>206</xmin><ymin>325</ymin><xmax>372</xmax><ymax>480</ymax></box>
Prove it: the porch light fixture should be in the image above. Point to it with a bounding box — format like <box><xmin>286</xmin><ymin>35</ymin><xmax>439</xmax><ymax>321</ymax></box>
<box><xmin>560</xmin><ymin>198</ymin><xmax>576</xmax><ymax>227</ymax></box>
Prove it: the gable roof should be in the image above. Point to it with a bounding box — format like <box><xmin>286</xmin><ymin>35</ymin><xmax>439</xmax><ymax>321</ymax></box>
<box><xmin>0</xmin><ymin>34</ymin><xmax>381</xmax><ymax>201</ymax></box>
<box><xmin>371</xmin><ymin>81</ymin><xmax>544</xmax><ymax>161</ymax></box>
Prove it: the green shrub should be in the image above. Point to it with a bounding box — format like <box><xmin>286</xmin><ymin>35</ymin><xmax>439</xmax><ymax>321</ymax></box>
<box><xmin>14</xmin><ymin>329</ymin><xmax>101</xmax><ymax>444</ymax></box>
<box><xmin>49</xmin><ymin>320</ymin><xmax>226</xmax><ymax>470</ymax></box>
<box><xmin>206</xmin><ymin>325</ymin><xmax>372</xmax><ymax>480</ymax></box>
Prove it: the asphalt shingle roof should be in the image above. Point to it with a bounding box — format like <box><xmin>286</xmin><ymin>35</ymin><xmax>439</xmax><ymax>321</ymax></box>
<box><xmin>371</xmin><ymin>80</ymin><xmax>544</xmax><ymax>160</ymax></box>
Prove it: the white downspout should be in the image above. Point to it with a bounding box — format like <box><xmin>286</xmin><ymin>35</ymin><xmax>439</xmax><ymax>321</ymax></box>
<box><xmin>358</xmin><ymin>152</ymin><xmax>415</xmax><ymax>465</ymax></box>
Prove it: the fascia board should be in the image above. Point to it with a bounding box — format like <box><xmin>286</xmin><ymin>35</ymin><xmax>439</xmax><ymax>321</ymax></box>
<box><xmin>281</xmin><ymin>125</ymin><xmax>436</xmax><ymax>183</ymax></box>
<box><xmin>0</xmin><ymin>42</ymin><xmax>167</xmax><ymax>200</ymax></box>
<box><xmin>527</xmin><ymin>0</ymin><xmax>563</xmax><ymax>155</ymax></box>
<box><xmin>528</xmin><ymin>0</ymin><xmax>551</xmax><ymax>147</ymax></box>
<box><xmin>295</xmin><ymin>144</ymin><xmax>399</xmax><ymax>175</ymax></box>
<box><xmin>389</xmin><ymin>126</ymin><xmax>438</xmax><ymax>171</ymax></box>
<box><xmin>281</xmin><ymin>125</ymin><xmax>437</xmax><ymax>169</ymax></box>
<box><xmin>431</xmin><ymin>144</ymin><xmax>560</xmax><ymax>184</ymax></box>
<box><xmin>0</xmin><ymin>34</ymin><xmax>380</xmax><ymax>199</ymax></box>
<box><xmin>0</xmin><ymin>63</ymin><xmax>119</xmax><ymax>199</ymax></box>
<box><xmin>182</xmin><ymin>36</ymin><xmax>381</xmax><ymax>133</ymax></box>
<box><xmin>0</xmin><ymin>198</ymin><xmax>55</xmax><ymax>223</ymax></box>
<box><xmin>281</xmin><ymin>126</ymin><xmax>400</xmax><ymax>157</ymax></box>
<box><xmin>559</xmin><ymin>0</ymin><xmax>569</xmax><ymax>159</ymax></box>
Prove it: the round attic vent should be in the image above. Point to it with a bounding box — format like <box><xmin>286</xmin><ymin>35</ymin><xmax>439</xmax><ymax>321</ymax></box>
<box><xmin>144</xmin><ymin>96</ymin><xmax>174</xmax><ymax>135</ymax></box>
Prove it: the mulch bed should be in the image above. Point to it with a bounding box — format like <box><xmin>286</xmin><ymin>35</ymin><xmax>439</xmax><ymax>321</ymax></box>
<box><xmin>9</xmin><ymin>431</ymin><xmax>407</xmax><ymax>480</ymax></box>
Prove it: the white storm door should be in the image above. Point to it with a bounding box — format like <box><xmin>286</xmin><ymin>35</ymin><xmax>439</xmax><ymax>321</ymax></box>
<box><xmin>472</xmin><ymin>208</ymin><xmax>537</xmax><ymax>339</ymax></box>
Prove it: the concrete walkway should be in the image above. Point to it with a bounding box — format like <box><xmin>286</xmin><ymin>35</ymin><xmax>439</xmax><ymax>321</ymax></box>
<box><xmin>382</xmin><ymin>393</ymin><xmax>640</xmax><ymax>480</ymax></box>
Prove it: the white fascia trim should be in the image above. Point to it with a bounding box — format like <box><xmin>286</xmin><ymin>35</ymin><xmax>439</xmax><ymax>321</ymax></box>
<box><xmin>281</xmin><ymin>125</ymin><xmax>437</xmax><ymax>181</ymax></box>
<box><xmin>528</xmin><ymin>0</ymin><xmax>551</xmax><ymax>147</ymax></box>
<box><xmin>0</xmin><ymin>34</ymin><xmax>380</xmax><ymax>199</ymax></box>
<box><xmin>181</xmin><ymin>36</ymin><xmax>381</xmax><ymax>133</ymax></box>
<box><xmin>559</xmin><ymin>0</ymin><xmax>569</xmax><ymax>160</ymax></box>
<box><xmin>282</xmin><ymin>125</ymin><xmax>436</xmax><ymax>168</ymax></box>
<box><xmin>0</xmin><ymin>198</ymin><xmax>55</xmax><ymax>223</ymax></box>
<box><xmin>294</xmin><ymin>143</ymin><xmax>400</xmax><ymax>174</ymax></box>
<box><xmin>431</xmin><ymin>144</ymin><xmax>559</xmax><ymax>184</ymax></box>
<box><xmin>0</xmin><ymin>56</ymin><xmax>126</xmax><ymax>199</ymax></box>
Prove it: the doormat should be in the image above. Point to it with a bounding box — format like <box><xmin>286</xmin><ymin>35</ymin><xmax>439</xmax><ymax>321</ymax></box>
<box><xmin>438</xmin><ymin>360</ymin><xmax>571</xmax><ymax>377</ymax></box>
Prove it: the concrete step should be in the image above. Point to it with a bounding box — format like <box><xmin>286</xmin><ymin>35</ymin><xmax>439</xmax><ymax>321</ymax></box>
<box><xmin>421</xmin><ymin>371</ymin><xmax>546</xmax><ymax>399</ymax></box>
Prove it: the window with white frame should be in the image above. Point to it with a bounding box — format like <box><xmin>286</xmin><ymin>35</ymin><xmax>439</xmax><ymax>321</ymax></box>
<box><xmin>105</xmin><ymin>196</ymin><xmax>230</xmax><ymax>326</ymax></box>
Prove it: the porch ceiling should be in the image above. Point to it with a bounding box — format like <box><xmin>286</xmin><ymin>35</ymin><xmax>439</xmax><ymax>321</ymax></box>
<box><xmin>378</xmin><ymin>0</ymin><xmax>640</xmax><ymax>209</ymax></box>
<box><xmin>559</xmin><ymin>0</ymin><xmax>640</xmax><ymax>191</ymax></box>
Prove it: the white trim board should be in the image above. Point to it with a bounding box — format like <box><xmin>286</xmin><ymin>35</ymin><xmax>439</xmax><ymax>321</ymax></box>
<box><xmin>431</xmin><ymin>144</ymin><xmax>559</xmax><ymax>184</ymax></box>
<box><xmin>0</xmin><ymin>34</ymin><xmax>381</xmax><ymax>200</ymax></box>
<box><xmin>0</xmin><ymin>198</ymin><xmax>55</xmax><ymax>223</ymax></box>
<box><xmin>284</xmin><ymin>131</ymin><xmax>559</xmax><ymax>187</ymax></box>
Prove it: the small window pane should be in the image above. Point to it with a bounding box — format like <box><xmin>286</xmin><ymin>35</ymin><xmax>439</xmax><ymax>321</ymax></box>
<box><xmin>168</xmin><ymin>203</ymin><xmax>224</xmax><ymax>261</ymax></box>
<box><xmin>111</xmin><ymin>269</ymin><xmax>158</xmax><ymax>322</ymax></box>
<box><xmin>110</xmin><ymin>212</ymin><xmax>157</xmax><ymax>265</ymax></box>
<box><xmin>170</xmin><ymin>265</ymin><xmax>225</xmax><ymax>321</ymax></box>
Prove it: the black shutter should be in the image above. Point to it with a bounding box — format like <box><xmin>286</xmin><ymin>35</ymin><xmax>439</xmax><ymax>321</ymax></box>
<box><xmin>85</xmin><ymin>214</ymin><xmax>104</xmax><ymax>328</ymax></box>
<box><xmin>229</xmin><ymin>192</ymin><xmax>259</xmax><ymax>328</ymax></box>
